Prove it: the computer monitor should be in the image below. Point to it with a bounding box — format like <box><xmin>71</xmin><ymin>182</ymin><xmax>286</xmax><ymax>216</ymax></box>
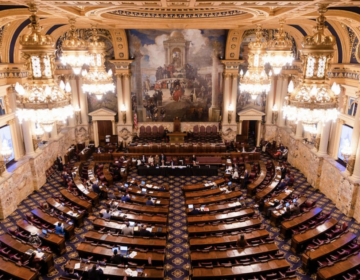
<box><xmin>285</xmin><ymin>202</ymin><xmax>290</xmax><ymax>207</ymax></box>
<box><xmin>188</xmin><ymin>204</ymin><xmax>193</xmax><ymax>209</ymax></box>
<box><xmin>129</xmin><ymin>221</ymin><xmax>135</xmax><ymax>227</ymax></box>
<box><xmin>293</xmin><ymin>199</ymin><xmax>296</xmax><ymax>203</ymax></box>
<box><xmin>42</xmin><ymin>229</ymin><xmax>47</xmax><ymax>235</ymax></box>
<box><xmin>125</xmin><ymin>183</ymin><xmax>129</xmax><ymax>188</ymax></box>
<box><xmin>141</xmin><ymin>188</ymin><xmax>146</xmax><ymax>193</ymax></box>
<box><xmin>228</xmin><ymin>182</ymin><xmax>232</xmax><ymax>186</ymax></box>
<box><xmin>112</xmin><ymin>247</ymin><xmax>119</xmax><ymax>253</ymax></box>
<box><xmin>120</xmin><ymin>246</ymin><xmax>128</xmax><ymax>256</ymax></box>
<box><xmin>141</xmin><ymin>181</ymin><xmax>146</xmax><ymax>185</ymax></box>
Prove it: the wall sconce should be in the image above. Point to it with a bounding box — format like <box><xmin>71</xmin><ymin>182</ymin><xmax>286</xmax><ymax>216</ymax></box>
<box><xmin>272</xmin><ymin>104</ymin><xmax>278</xmax><ymax>124</ymax></box>
<box><xmin>120</xmin><ymin>104</ymin><xmax>127</xmax><ymax>124</ymax></box>
<box><xmin>227</xmin><ymin>104</ymin><xmax>233</xmax><ymax>124</ymax></box>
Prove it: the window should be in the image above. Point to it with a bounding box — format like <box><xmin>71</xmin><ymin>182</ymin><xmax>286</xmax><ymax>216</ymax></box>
<box><xmin>348</xmin><ymin>98</ymin><xmax>358</xmax><ymax>116</ymax></box>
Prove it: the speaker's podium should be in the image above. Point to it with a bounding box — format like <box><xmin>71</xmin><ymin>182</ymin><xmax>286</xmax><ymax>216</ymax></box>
<box><xmin>168</xmin><ymin>117</ymin><xmax>187</xmax><ymax>144</ymax></box>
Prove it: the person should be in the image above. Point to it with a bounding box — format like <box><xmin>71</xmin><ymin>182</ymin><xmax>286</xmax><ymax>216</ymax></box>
<box><xmin>121</xmin><ymin>194</ymin><xmax>131</xmax><ymax>203</ymax></box>
<box><xmin>243</xmin><ymin>169</ymin><xmax>249</xmax><ymax>188</ymax></box>
<box><xmin>56</xmin><ymin>154</ymin><xmax>63</xmax><ymax>171</ymax></box>
<box><xmin>189</xmin><ymin>208</ymin><xmax>201</xmax><ymax>215</ymax></box>
<box><xmin>232</xmin><ymin>169</ymin><xmax>239</xmax><ymax>182</ymax></box>
<box><xmin>191</xmin><ymin>154</ymin><xmax>197</xmax><ymax>165</ymax></box>
<box><xmin>28</xmin><ymin>232</ymin><xmax>42</xmax><ymax>247</ymax></box>
<box><xmin>102</xmin><ymin>209</ymin><xmax>111</xmax><ymax>220</ymax></box>
<box><xmin>92</xmin><ymin>182</ymin><xmax>101</xmax><ymax>194</ymax></box>
<box><xmin>159</xmin><ymin>185</ymin><xmax>166</xmax><ymax>192</ymax></box>
<box><xmin>139</xmin><ymin>225</ymin><xmax>154</xmax><ymax>237</ymax></box>
<box><xmin>274</xmin><ymin>148</ymin><xmax>282</xmax><ymax>158</ymax></box>
<box><xmin>278</xmin><ymin>179</ymin><xmax>287</xmax><ymax>190</ymax></box>
<box><xmin>141</xmin><ymin>154</ymin><xmax>147</xmax><ymax>164</ymax></box>
<box><xmin>266</xmin><ymin>199</ymin><xmax>280</xmax><ymax>218</ymax></box>
<box><xmin>64</xmin><ymin>268</ymin><xmax>81</xmax><ymax>279</ymax></box>
<box><xmin>55</xmin><ymin>222</ymin><xmax>65</xmax><ymax>236</ymax></box>
<box><xmin>169</xmin><ymin>158</ymin><xmax>175</xmax><ymax>166</ymax></box>
<box><xmin>292</xmin><ymin>202</ymin><xmax>301</xmax><ymax>215</ymax></box>
<box><xmin>280</xmin><ymin>147</ymin><xmax>288</xmax><ymax>160</ymax></box>
<box><xmin>121</xmin><ymin>222</ymin><xmax>134</xmax><ymax>236</ymax></box>
<box><xmin>108</xmin><ymin>191</ymin><xmax>116</xmax><ymax>200</ymax></box>
<box><xmin>283</xmin><ymin>206</ymin><xmax>292</xmax><ymax>219</ymax></box>
<box><xmin>160</xmin><ymin>153</ymin><xmax>166</xmax><ymax>165</ymax></box>
<box><xmin>111</xmin><ymin>249</ymin><xmax>123</xmax><ymax>264</ymax></box>
<box><xmin>42</xmin><ymin>203</ymin><xmax>50</xmax><ymax>212</ymax></box>
<box><xmin>87</xmin><ymin>264</ymin><xmax>104</xmax><ymax>280</ymax></box>
<box><xmin>148</xmin><ymin>155</ymin><xmax>154</xmax><ymax>165</ymax></box>
<box><xmin>281</xmin><ymin>164</ymin><xmax>287</xmax><ymax>179</ymax></box>
<box><xmin>25</xmin><ymin>251</ymin><xmax>43</xmax><ymax>270</ymax></box>
<box><xmin>155</xmin><ymin>154</ymin><xmax>160</xmax><ymax>165</ymax></box>
<box><xmin>237</xmin><ymin>234</ymin><xmax>247</xmax><ymax>248</ymax></box>
<box><xmin>146</xmin><ymin>197</ymin><xmax>154</xmax><ymax>206</ymax></box>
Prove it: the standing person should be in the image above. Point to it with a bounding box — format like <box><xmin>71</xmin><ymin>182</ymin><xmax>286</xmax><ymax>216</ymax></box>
<box><xmin>237</xmin><ymin>234</ymin><xmax>247</xmax><ymax>248</ymax></box>
<box><xmin>243</xmin><ymin>169</ymin><xmax>249</xmax><ymax>188</ymax></box>
<box><xmin>110</xmin><ymin>249</ymin><xmax>123</xmax><ymax>264</ymax></box>
<box><xmin>56</xmin><ymin>154</ymin><xmax>63</xmax><ymax>171</ymax></box>
<box><xmin>87</xmin><ymin>264</ymin><xmax>103</xmax><ymax>280</ymax></box>
<box><xmin>55</xmin><ymin>222</ymin><xmax>65</xmax><ymax>236</ymax></box>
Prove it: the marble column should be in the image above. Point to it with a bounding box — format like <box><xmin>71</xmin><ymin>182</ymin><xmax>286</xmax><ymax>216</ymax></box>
<box><xmin>134</xmin><ymin>51</ymin><xmax>146</xmax><ymax>121</ymax></box>
<box><xmin>112</xmin><ymin>120</ymin><xmax>116</xmax><ymax>135</ymax></box>
<box><xmin>78</xmin><ymin>77</ymin><xmax>89</xmax><ymax>125</ymax></box>
<box><xmin>50</xmin><ymin>124</ymin><xmax>58</xmax><ymax>140</ymax></box>
<box><xmin>123</xmin><ymin>74</ymin><xmax>133</xmax><ymax>126</ymax></box>
<box><xmin>7</xmin><ymin>119</ymin><xmax>20</xmax><ymax>160</ymax></box>
<box><xmin>22</xmin><ymin>120</ymin><xmax>35</xmax><ymax>156</ymax></box>
<box><xmin>238</xmin><ymin>120</ymin><xmax>243</xmax><ymax>135</ymax></box>
<box><xmin>222</xmin><ymin>73</ymin><xmax>231</xmax><ymax>126</ymax></box>
<box><xmin>93</xmin><ymin>121</ymin><xmax>99</xmax><ymax>147</ymax></box>
<box><xmin>209</xmin><ymin>53</ymin><xmax>220</xmax><ymax>121</ymax></box>
<box><xmin>317</xmin><ymin>121</ymin><xmax>331</xmax><ymax>156</ymax></box>
<box><xmin>266</xmin><ymin>76</ymin><xmax>276</xmax><ymax>125</ymax></box>
<box><xmin>256</xmin><ymin>120</ymin><xmax>262</xmax><ymax>147</ymax></box>
<box><xmin>230</xmin><ymin>74</ymin><xmax>238</xmax><ymax>125</ymax></box>
<box><xmin>350</xmin><ymin>133</ymin><xmax>360</xmax><ymax>182</ymax></box>
<box><xmin>295</xmin><ymin>121</ymin><xmax>303</xmax><ymax>139</ymax></box>
<box><xmin>277</xmin><ymin>76</ymin><xmax>288</xmax><ymax>127</ymax></box>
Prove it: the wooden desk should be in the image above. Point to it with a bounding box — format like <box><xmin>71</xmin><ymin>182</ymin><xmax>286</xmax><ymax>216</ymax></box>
<box><xmin>263</xmin><ymin>189</ymin><xmax>294</xmax><ymax>214</ymax></box>
<box><xmin>189</xmin><ymin>229</ymin><xmax>270</xmax><ymax>249</ymax></box>
<box><xmin>84</xmin><ymin>231</ymin><xmax>166</xmax><ymax>249</ymax></box>
<box><xmin>192</xmin><ymin>259</ymin><xmax>290</xmax><ymax>279</ymax></box>
<box><xmin>103</xmin><ymin>163</ymin><xmax>114</xmax><ymax>185</ymax></box>
<box><xmin>291</xmin><ymin>218</ymin><xmax>338</xmax><ymax>253</ymax></box>
<box><xmin>47</xmin><ymin>198</ymin><xmax>85</xmax><ymax>227</ymax></box>
<box><xmin>187</xmin><ymin>209</ymin><xmax>254</xmax><ymax>224</ymax></box>
<box><xmin>270</xmin><ymin>197</ymin><xmax>307</xmax><ymax>227</ymax></box>
<box><xmin>280</xmin><ymin>207</ymin><xmax>322</xmax><ymax>238</ymax></box>
<box><xmin>184</xmin><ymin>188</ymin><xmax>225</xmax><ymax>199</ymax></box>
<box><xmin>191</xmin><ymin>243</ymin><xmax>279</xmax><ymax>262</ymax></box>
<box><xmin>188</xmin><ymin>218</ymin><xmax>261</xmax><ymax>236</ymax></box>
<box><xmin>65</xmin><ymin>259</ymin><xmax>164</xmax><ymax>279</ymax></box>
<box><xmin>302</xmin><ymin>232</ymin><xmax>357</xmax><ymax>270</ymax></box>
<box><xmin>106</xmin><ymin>200</ymin><xmax>168</xmax><ymax>215</ymax></box>
<box><xmin>92</xmin><ymin>218</ymin><xmax>167</xmax><ymax>237</ymax></box>
<box><xmin>101</xmin><ymin>209</ymin><xmax>167</xmax><ymax>225</ymax></box>
<box><xmin>73</xmin><ymin>180</ymin><xmax>99</xmax><ymax>206</ymax></box>
<box><xmin>127</xmin><ymin>186</ymin><xmax>170</xmax><ymax>199</ymax></box>
<box><xmin>255</xmin><ymin>167</ymin><xmax>282</xmax><ymax>202</ymax></box>
<box><xmin>186</xmin><ymin>201</ymin><xmax>245</xmax><ymax>214</ymax></box>
<box><xmin>0</xmin><ymin>255</ymin><xmax>39</xmax><ymax>280</ymax></box>
<box><xmin>182</xmin><ymin>179</ymin><xmax>225</xmax><ymax>192</ymax></box>
<box><xmin>60</xmin><ymin>189</ymin><xmax>93</xmax><ymax>213</ymax></box>
<box><xmin>186</xmin><ymin>191</ymin><xmax>242</xmax><ymax>205</ymax></box>
<box><xmin>31</xmin><ymin>209</ymin><xmax>75</xmax><ymax>240</ymax></box>
<box><xmin>125</xmin><ymin>181</ymin><xmax>169</xmax><ymax>192</ymax></box>
<box><xmin>16</xmin><ymin>220</ymin><xmax>66</xmax><ymax>255</ymax></box>
<box><xmin>317</xmin><ymin>252</ymin><xmax>360</xmax><ymax>280</ymax></box>
<box><xmin>247</xmin><ymin>162</ymin><xmax>267</xmax><ymax>197</ymax></box>
<box><xmin>0</xmin><ymin>233</ymin><xmax>54</xmax><ymax>273</ymax></box>
<box><xmin>168</xmin><ymin>132</ymin><xmax>187</xmax><ymax>144</ymax></box>
<box><xmin>77</xmin><ymin>243</ymin><xmax>165</xmax><ymax>265</ymax></box>
<box><xmin>114</xmin><ymin>191</ymin><xmax>170</xmax><ymax>206</ymax></box>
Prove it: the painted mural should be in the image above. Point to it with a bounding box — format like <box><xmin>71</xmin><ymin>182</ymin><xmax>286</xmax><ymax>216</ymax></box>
<box><xmin>128</xmin><ymin>29</ymin><xmax>226</xmax><ymax>122</ymax></box>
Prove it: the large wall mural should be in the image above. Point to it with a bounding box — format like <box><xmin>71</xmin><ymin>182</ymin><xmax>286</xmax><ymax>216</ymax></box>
<box><xmin>128</xmin><ymin>29</ymin><xmax>226</xmax><ymax>122</ymax></box>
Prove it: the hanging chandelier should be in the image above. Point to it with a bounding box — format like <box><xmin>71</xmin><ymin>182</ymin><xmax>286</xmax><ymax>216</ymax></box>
<box><xmin>282</xmin><ymin>4</ymin><xmax>340</xmax><ymax>132</ymax></box>
<box><xmin>60</xmin><ymin>18</ymin><xmax>91</xmax><ymax>75</ymax></box>
<box><xmin>82</xmin><ymin>27</ymin><xmax>115</xmax><ymax>100</ymax></box>
<box><xmin>15</xmin><ymin>4</ymin><xmax>73</xmax><ymax>132</ymax></box>
<box><xmin>264</xmin><ymin>20</ymin><xmax>294</xmax><ymax>75</ymax></box>
<box><xmin>239</xmin><ymin>24</ymin><xmax>271</xmax><ymax>100</ymax></box>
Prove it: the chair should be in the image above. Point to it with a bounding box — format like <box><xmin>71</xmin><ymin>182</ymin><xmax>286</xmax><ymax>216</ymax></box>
<box><xmin>152</xmin><ymin>126</ymin><xmax>158</xmax><ymax>138</ymax></box>
<box><xmin>139</xmin><ymin>126</ymin><xmax>146</xmax><ymax>138</ymax></box>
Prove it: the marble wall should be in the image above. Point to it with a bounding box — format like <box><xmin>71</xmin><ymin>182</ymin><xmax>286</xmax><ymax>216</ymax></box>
<box><xmin>0</xmin><ymin>127</ymin><xmax>75</xmax><ymax>219</ymax></box>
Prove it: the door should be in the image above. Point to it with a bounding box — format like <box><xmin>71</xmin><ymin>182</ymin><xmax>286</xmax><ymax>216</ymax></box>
<box><xmin>98</xmin><ymin>120</ymin><xmax>113</xmax><ymax>145</ymax></box>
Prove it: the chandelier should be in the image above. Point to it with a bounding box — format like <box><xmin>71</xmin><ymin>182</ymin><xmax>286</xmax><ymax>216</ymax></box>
<box><xmin>82</xmin><ymin>27</ymin><xmax>115</xmax><ymax>100</ymax></box>
<box><xmin>264</xmin><ymin>20</ymin><xmax>294</xmax><ymax>75</ymax></box>
<box><xmin>239</xmin><ymin>24</ymin><xmax>271</xmax><ymax>100</ymax></box>
<box><xmin>60</xmin><ymin>19</ymin><xmax>91</xmax><ymax>75</ymax></box>
<box><xmin>282</xmin><ymin>5</ymin><xmax>340</xmax><ymax>131</ymax></box>
<box><xmin>15</xmin><ymin>4</ymin><xmax>73</xmax><ymax>132</ymax></box>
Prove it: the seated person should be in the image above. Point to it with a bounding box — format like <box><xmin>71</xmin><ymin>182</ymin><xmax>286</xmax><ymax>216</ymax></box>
<box><xmin>140</xmin><ymin>154</ymin><xmax>147</xmax><ymax>164</ymax></box>
<box><xmin>192</xmin><ymin>154</ymin><xmax>197</xmax><ymax>166</ymax></box>
<box><xmin>92</xmin><ymin>182</ymin><xmax>101</xmax><ymax>194</ymax></box>
<box><xmin>148</xmin><ymin>155</ymin><xmax>154</xmax><ymax>165</ymax></box>
<box><xmin>154</xmin><ymin>154</ymin><xmax>160</xmax><ymax>165</ymax></box>
<box><xmin>146</xmin><ymin>197</ymin><xmax>154</xmax><ymax>206</ymax></box>
<box><xmin>121</xmin><ymin>194</ymin><xmax>131</xmax><ymax>203</ymax></box>
<box><xmin>160</xmin><ymin>153</ymin><xmax>166</xmax><ymax>165</ymax></box>
<box><xmin>232</xmin><ymin>169</ymin><xmax>239</xmax><ymax>181</ymax></box>
<box><xmin>159</xmin><ymin>185</ymin><xmax>166</xmax><ymax>192</ymax></box>
<box><xmin>274</xmin><ymin>148</ymin><xmax>282</xmax><ymax>157</ymax></box>
<box><xmin>102</xmin><ymin>209</ymin><xmax>111</xmax><ymax>220</ymax></box>
<box><xmin>108</xmin><ymin>191</ymin><xmax>116</xmax><ymax>200</ymax></box>
<box><xmin>111</xmin><ymin>249</ymin><xmax>123</xmax><ymax>264</ymax></box>
<box><xmin>280</xmin><ymin>147</ymin><xmax>288</xmax><ymax>160</ymax></box>
<box><xmin>121</xmin><ymin>222</ymin><xmax>134</xmax><ymax>236</ymax></box>
<box><xmin>169</xmin><ymin>158</ymin><xmax>175</xmax><ymax>166</ymax></box>
<box><xmin>189</xmin><ymin>208</ymin><xmax>201</xmax><ymax>215</ymax></box>
<box><xmin>139</xmin><ymin>225</ymin><xmax>154</xmax><ymax>237</ymax></box>
<box><xmin>55</xmin><ymin>222</ymin><xmax>65</xmax><ymax>235</ymax></box>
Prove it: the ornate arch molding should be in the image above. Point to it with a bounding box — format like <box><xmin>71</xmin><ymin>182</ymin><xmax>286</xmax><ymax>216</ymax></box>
<box><xmin>108</xmin><ymin>29</ymin><xmax>129</xmax><ymax>60</ymax></box>
<box><xmin>225</xmin><ymin>29</ymin><xmax>243</xmax><ymax>60</ymax></box>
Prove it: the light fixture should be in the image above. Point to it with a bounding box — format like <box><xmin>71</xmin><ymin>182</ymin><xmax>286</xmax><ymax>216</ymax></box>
<box><xmin>60</xmin><ymin>18</ymin><xmax>91</xmax><ymax>75</ymax></box>
<box><xmin>82</xmin><ymin>27</ymin><xmax>115</xmax><ymax>100</ymax></box>
<box><xmin>282</xmin><ymin>5</ymin><xmax>339</xmax><ymax>130</ymax></box>
<box><xmin>239</xmin><ymin>25</ymin><xmax>271</xmax><ymax>100</ymax></box>
<box><xmin>0</xmin><ymin>140</ymin><xmax>12</xmax><ymax>163</ymax></box>
<box><xmin>14</xmin><ymin>4</ymin><xmax>73</xmax><ymax>132</ymax></box>
<box><xmin>264</xmin><ymin>19</ymin><xmax>294</xmax><ymax>75</ymax></box>
<box><xmin>120</xmin><ymin>104</ymin><xmax>127</xmax><ymax>124</ymax></box>
<box><xmin>42</xmin><ymin>122</ymin><xmax>54</xmax><ymax>133</ymax></box>
<box><xmin>341</xmin><ymin>139</ymin><xmax>352</xmax><ymax>163</ymax></box>
<box><xmin>272</xmin><ymin>104</ymin><xmax>279</xmax><ymax>124</ymax></box>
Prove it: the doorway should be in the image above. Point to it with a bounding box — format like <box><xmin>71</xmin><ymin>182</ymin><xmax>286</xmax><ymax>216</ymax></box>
<box><xmin>98</xmin><ymin>120</ymin><xmax>113</xmax><ymax>146</ymax></box>
<box><xmin>249</xmin><ymin>120</ymin><xmax>257</xmax><ymax>140</ymax></box>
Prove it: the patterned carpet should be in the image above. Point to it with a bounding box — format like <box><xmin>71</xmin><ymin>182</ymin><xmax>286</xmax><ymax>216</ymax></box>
<box><xmin>0</xmin><ymin>152</ymin><xmax>359</xmax><ymax>279</ymax></box>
